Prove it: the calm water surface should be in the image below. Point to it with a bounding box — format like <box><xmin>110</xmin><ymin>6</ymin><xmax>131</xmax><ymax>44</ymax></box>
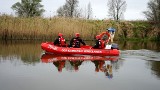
<box><xmin>0</xmin><ymin>40</ymin><xmax>160</xmax><ymax>90</ymax></box>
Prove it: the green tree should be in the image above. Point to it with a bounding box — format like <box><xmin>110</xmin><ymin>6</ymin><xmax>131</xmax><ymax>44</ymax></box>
<box><xmin>11</xmin><ymin>0</ymin><xmax>45</xmax><ymax>17</ymax></box>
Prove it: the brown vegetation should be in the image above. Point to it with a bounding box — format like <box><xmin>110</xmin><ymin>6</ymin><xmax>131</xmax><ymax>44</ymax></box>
<box><xmin>0</xmin><ymin>15</ymin><xmax>159</xmax><ymax>41</ymax></box>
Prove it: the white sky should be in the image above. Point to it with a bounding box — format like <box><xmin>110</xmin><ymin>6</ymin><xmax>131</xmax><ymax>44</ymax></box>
<box><xmin>0</xmin><ymin>0</ymin><xmax>149</xmax><ymax>20</ymax></box>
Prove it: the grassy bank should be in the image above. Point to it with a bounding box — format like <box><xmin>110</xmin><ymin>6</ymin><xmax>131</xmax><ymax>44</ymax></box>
<box><xmin>0</xmin><ymin>14</ymin><xmax>159</xmax><ymax>41</ymax></box>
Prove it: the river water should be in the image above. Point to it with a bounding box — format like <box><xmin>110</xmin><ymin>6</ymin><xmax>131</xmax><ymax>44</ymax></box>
<box><xmin>0</xmin><ymin>40</ymin><xmax>160</xmax><ymax>90</ymax></box>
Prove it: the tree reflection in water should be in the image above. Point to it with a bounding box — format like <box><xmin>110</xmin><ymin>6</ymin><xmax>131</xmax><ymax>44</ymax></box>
<box><xmin>0</xmin><ymin>40</ymin><xmax>42</xmax><ymax>65</ymax></box>
<box><xmin>149</xmin><ymin>61</ymin><xmax>160</xmax><ymax>79</ymax></box>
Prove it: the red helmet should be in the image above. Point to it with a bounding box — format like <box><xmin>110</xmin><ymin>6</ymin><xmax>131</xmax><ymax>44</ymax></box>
<box><xmin>96</xmin><ymin>35</ymin><xmax>100</xmax><ymax>39</ymax></box>
<box><xmin>58</xmin><ymin>33</ymin><xmax>63</xmax><ymax>37</ymax></box>
<box><xmin>75</xmin><ymin>33</ymin><xmax>80</xmax><ymax>37</ymax></box>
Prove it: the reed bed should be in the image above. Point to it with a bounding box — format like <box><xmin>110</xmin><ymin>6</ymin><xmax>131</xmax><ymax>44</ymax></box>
<box><xmin>0</xmin><ymin>15</ymin><xmax>158</xmax><ymax>41</ymax></box>
<box><xmin>0</xmin><ymin>15</ymin><xmax>98</xmax><ymax>40</ymax></box>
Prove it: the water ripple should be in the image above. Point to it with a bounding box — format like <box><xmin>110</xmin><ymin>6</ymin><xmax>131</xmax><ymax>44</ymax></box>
<box><xmin>120</xmin><ymin>49</ymin><xmax>160</xmax><ymax>61</ymax></box>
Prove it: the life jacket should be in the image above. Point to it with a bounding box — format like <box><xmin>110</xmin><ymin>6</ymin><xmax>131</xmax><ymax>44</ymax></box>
<box><xmin>73</xmin><ymin>38</ymin><xmax>80</xmax><ymax>48</ymax></box>
<box><xmin>98</xmin><ymin>39</ymin><xmax>105</xmax><ymax>49</ymax></box>
<box><xmin>99</xmin><ymin>31</ymin><xmax>110</xmax><ymax>44</ymax></box>
<box><xmin>59</xmin><ymin>37</ymin><xmax>66</xmax><ymax>47</ymax></box>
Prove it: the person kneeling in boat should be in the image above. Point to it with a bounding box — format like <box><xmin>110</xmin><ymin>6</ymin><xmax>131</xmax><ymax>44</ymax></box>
<box><xmin>54</xmin><ymin>33</ymin><xmax>67</xmax><ymax>47</ymax></box>
<box><xmin>69</xmin><ymin>33</ymin><xmax>86</xmax><ymax>48</ymax></box>
<box><xmin>92</xmin><ymin>35</ymin><xmax>105</xmax><ymax>49</ymax></box>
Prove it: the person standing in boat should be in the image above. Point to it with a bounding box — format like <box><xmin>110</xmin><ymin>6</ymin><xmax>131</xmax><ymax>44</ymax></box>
<box><xmin>54</xmin><ymin>33</ymin><xmax>66</xmax><ymax>47</ymax></box>
<box><xmin>107</xmin><ymin>27</ymin><xmax>115</xmax><ymax>43</ymax></box>
<box><xmin>92</xmin><ymin>35</ymin><xmax>105</xmax><ymax>49</ymax></box>
<box><xmin>69</xmin><ymin>33</ymin><xmax>86</xmax><ymax>48</ymax></box>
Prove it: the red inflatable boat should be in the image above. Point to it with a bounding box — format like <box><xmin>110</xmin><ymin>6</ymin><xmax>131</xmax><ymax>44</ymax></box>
<box><xmin>41</xmin><ymin>42</ymin><xmax>119</xmax><ymax>56</ymax></box>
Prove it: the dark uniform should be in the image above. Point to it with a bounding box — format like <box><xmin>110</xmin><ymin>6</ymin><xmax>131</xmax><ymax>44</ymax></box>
<box><xmin>69</xmin><ymin>33</ymin><xmax>86</xmax><ymax>48</ymax></box>
<box><xmin>92</xmin><ymin>35</ymin><xmax>105</xmax><ymax>49</ymax></box>
<box><xmin>54</xmin><ymin>33</ymin><xmax>66</xmax><ymax>47</ymax></box>
<box><xmin>69</xmin><ymin>37</ymin><xmax>86</xmax><ymax>48</ymax></box>
<box><xmin>92</xmin><ymin>39</ymin><xmax>101</xmax><ymax>49</ymax></box>
<box><xmin>54</xmin><ymin>36</ymin><xmax>60</xmax><ymax>45</ymax></box>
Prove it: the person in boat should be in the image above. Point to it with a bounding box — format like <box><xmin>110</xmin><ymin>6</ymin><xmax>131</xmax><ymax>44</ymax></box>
<box><xmin>92</xmin><ymin>35</ymin><xmax>105</xmax><ymax>49</ymax></box>
<box><xmin>69</xmin><ymin>33</ymin><xmax>86</xmax><ymax>48</ymax></box>
<box><xmin>107</xmin><ymin>27</ymin><xmax>115</xmax><ymax>43</ymax></box>
<box><xmin>54</xmin><ymin>33</ymin><xmax>67</xmax><ymax>47</ymax></box>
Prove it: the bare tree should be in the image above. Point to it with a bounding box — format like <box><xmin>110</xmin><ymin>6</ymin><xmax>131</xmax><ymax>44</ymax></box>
<box><xmin>57</xmin><ymin>7</ymin><xmax>65</xmax><ymax>17</ymax></box>
<box><xmin>74</xmin><ymin>8</ymin><xmax>82</xmax><ymax>18</ymax></box>
<box><xmin>57</xmin><ymin>0</ymin><xmax>80</xmax><ymax>18</ymax></box>
<box><xmin>107</xmin><ymin>0</ymin><xmax>127</xmax><ymax>21</ymax></box>
<box><xmin>87</xmin><ymin>2</ymin><xmax>93</xmax><ymax>19</ymax></box>
<box><xmin>143</xmin><ymin>0</ymin><xmax>160</xmax><ymax>25</ymax></box>
<box><xmin>143</xmin><ymin>0</ymin><xmax>160</xmax><ymax>40</ymax></box>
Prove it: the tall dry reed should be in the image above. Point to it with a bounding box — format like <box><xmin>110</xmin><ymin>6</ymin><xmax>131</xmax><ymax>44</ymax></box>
<box><xmin>0</xmin><ymin>15</ymin><xmax>100</xmax><ymax>40</ymax></box>
<box><xmin>0</xmin><ymin>14</ymin><xmax>156</xmax><ymax>41</ymax></box>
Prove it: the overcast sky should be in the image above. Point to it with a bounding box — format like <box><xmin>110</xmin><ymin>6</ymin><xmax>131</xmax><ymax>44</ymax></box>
<box><xmin>0</xmin><ymin>0</ymin><xmax>149</xmax><ymax>20</ymax></box>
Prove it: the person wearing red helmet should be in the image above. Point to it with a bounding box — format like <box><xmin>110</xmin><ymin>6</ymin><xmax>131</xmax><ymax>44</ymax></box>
<box><xmin>54</xmin><ymin>33</ymin><xmax>66</xmax><ymax>47</ymax></box>
<box><xmin>75</xmin><ymin>33</ymin><xmax>80</xmax><ymax>37</ymax></box>
<box><xmin>58</xmin><ymin>33</ymin><xmax>63</xmax><ymax>37</ymax></box>
<box><xmin>69</xmin><ymin>33</ymin><xmax>86</xmax><ymax>48</ymax></box>
<box><xmin>92</xmin><ymin>35</ymin><xmax>105</xmax><ymax>49</ymax></box>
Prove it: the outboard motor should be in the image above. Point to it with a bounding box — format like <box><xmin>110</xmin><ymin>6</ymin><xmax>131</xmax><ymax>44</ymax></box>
<box><xmin>111</xmin><ymin>43</ymin><xmax>119</xmax><ymax>50</ymax></box>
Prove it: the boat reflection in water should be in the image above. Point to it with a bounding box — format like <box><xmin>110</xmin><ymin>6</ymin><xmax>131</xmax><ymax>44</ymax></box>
<box><xmin>41</xmin><ymin>54</ymin><xmax>119</xmax><ymax>78</ymax></box>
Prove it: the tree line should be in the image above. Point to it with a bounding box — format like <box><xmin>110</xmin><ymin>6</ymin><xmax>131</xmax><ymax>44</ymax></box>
<box><xmin>11</xmin><ymin>0</ymin><xmax>126</xmax><ymax>20</ymax></box>
<box><xmin>11</xmin><ymin>0</ymin><xmax>160</xmax><ymax>22</ymax></box>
